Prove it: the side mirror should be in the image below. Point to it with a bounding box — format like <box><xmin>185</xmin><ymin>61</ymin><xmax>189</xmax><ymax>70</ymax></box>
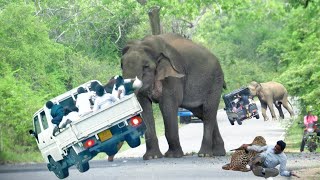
<box><xmin>29</xmin><ymin>130</ymin><xmax>35</xmax><ymax>137</ymax></box>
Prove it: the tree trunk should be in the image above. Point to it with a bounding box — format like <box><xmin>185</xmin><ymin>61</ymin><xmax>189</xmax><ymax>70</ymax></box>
<box><xmin>148</xmin><ymin>6</ymin><xmax>161</xmax><ymax>35</ymax></box>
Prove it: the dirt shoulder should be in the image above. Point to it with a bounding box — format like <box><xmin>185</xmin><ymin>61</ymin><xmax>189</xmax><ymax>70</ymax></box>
<box><xmin>295</xmin><ymin>168</ymin><xmax>320</xmax><ymax>179</ymax></box>
<box><xmin>275</xmin><ymin>152</ymin><xmax>320</xmax><ymax>179</ymax></box>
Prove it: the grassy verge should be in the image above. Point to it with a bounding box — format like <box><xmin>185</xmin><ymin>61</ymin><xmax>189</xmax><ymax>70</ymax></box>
<box><xmin>0</xmin><ymin>151</ymin><xmax>43</xmax><ymax>164</ymax></box>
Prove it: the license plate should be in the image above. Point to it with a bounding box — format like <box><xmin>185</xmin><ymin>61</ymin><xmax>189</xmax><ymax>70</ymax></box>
<box><xmin>98</xmin><ymin>129</ymin><xmax>112</xmax><ymax>142</ymax></box>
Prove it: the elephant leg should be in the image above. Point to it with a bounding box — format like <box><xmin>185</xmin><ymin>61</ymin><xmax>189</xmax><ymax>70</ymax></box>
<box><xmin>267</xmin><ymin>101</ymin><xmax>277</xmax><ymax>121</ymax></box>
<box><xmin>159</xmin><ymin>78</ymin><xmax>184</xmax><ymax>158</ymax></box>
<box><xmin>137</xmin><ymin>94</ymin><xmax>163</xmax><ymax>160</ymax></box>
<box><xmin>274</xmin><ymin>102</ymin><xmax>284</xmax><ymax>119</ymax></box>
<box><xmin>282</xmin><ymin>100</ymin><xmax>294</xmax><ymax>118</ymax></box>
<box><xmin>199</xmin><ymin>86</ymin><xmax>225</xmax><ymax>157</ymax></box>
<box><xmin>261</xmin><ymin>102</ymin><xmax>269</xmax><ymax>121</ymax></box>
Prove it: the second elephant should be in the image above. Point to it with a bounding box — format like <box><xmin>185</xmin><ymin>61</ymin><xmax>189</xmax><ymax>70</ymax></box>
<box><xmin>248</xmin><ymin>81</ymin><xmax>294</xmax><ymax>121</ymax></box>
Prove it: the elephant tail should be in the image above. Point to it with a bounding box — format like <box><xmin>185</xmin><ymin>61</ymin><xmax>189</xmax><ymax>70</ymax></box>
<box><xmin>223</xmin><ymin>80</ymin><xmax>227</xmax><ymax>90</ymax></box>
<box><xmin>288</xmin><ymin>100</ymin><xmax>294</xmax><ymax>110</ymax></box>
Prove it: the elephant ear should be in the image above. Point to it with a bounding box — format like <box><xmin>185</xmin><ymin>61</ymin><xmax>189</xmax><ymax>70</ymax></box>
<box><xmin>156</xmin><ymin>55</ymin><xmax>184</xmax><ymax>81</ymax></box>
<box><xmin>155</xmin><ymin>42</ymin><xmax>185</xmax><ymax>81</ymax></box>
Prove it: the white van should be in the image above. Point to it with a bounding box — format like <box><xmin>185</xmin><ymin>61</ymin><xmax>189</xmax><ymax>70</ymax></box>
<box><xmin>29</xmin><ymin>80</ymin><xmax>146</xmax><ymax>179</ymax></box>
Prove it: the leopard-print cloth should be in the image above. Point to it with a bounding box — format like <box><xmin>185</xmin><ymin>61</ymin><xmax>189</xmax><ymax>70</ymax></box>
<box><xmin>222</xmin><ymin>136</ymin><xmax>266</xmax><ymax>172</ymax></box>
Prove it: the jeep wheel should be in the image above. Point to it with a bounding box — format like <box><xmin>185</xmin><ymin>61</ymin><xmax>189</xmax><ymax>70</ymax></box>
<box><xmin>76</xmin><ymin>162</ymin><xmax>89</xmax><ymax>173</ymax></box>
<box><xmin>255</xmin><ymin>114</ymin><xmax>260</xmax><ymax>119</ymax></box>
<box><xmin>48</xmin><ymin>157</ymin><xmax>69</xmax><ymax>179</ymax></box>
<box><xmin>236</xmin><ymin>118</ymin><xmax>242</xmax><ymax>125</ymax></box>
<box><xmin>229</xmin><ymin>119</ymin><xmax>235</xmax><ymax>125</ymax></box>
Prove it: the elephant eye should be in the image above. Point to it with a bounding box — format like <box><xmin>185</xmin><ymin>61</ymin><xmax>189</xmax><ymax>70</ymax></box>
<box><xmin>143</xmin><ymin>64</ymin><xmax>149</xmax><ymax>69</ymax></box>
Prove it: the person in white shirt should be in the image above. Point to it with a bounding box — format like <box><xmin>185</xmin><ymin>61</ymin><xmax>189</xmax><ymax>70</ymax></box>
<box><xmin>93</xmin><ymin>85</ymin><xmax>118</xmax><ymax>111</ymax></box>
<box><xmin>59</xmin><ymin>107</ymin><xmax>80</xmax><ymax>129</ymax></box>
<box><xmin>76</xmin><ymin>87</ymin><xmax>92</xmax><ymax>116</ymax></box>
<box><xmin>111</xmin><ymin>75</ymin><xmax>134</xmax><ymax>99</ymax></box>
<box><xmin>241</xmin><ymin>140</ymin><xmax>299</xmax><ymax>178</ymax></box>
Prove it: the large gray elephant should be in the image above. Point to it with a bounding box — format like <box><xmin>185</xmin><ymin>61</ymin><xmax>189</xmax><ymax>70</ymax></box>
<box><xmin>121</xmin><ymin>33</ymin><xmax>226</xmax><ymax>160</ymax></box>
<box><xmin>248</xmin><ymin>81</ymin><xmax>294</xmax><ymax>121</ymax></box>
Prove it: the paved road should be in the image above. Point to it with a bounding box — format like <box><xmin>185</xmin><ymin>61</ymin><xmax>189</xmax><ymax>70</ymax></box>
<box><xmin>1</xmin><ymin>103</ymin><xmax>306</xmax><ymax>180</ymax></box>
<box><xmin>117</xmin><ymin>107</ymin><xmax>290</xmax><ymax>158</ymax></box>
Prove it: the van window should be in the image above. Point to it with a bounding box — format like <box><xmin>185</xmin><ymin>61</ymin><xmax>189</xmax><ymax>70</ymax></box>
<box><xmin>34</xmin><ymin>115</ymin><xmax>42</xmax><ymax>135</ymax></box>
<box><xmin>59</xmin><ymin>96</ymin><xmax>77</xmax><ymax>111</ymax></box>
<box><xmin>40</xmin><ymin>111</ymin><xmax>49</xmax><ymax>130</ymax></box>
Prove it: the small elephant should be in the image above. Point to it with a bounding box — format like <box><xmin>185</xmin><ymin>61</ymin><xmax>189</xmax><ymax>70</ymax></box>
<box><xmin>121</xmin><ymin>33</ymin><xmax>226</xmax><ymax>160</ymax></box>
<box><xmin>248</xmin><ymin>81</ymin><xmax>294</xmax><ymax>121</ymax></box>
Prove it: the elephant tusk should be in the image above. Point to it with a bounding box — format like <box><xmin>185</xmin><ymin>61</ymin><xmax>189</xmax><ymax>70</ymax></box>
<box><xmin>133</xmin><ymin>76</ymin><xmax>143</xmax><ymax>89</ymax></box>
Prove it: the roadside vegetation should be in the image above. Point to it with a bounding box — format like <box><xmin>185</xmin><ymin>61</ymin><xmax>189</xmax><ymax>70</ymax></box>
<box><xmin>0</xmin><ymin>0</ymin><xmax>319</xmax><ymax>163</ymax></box>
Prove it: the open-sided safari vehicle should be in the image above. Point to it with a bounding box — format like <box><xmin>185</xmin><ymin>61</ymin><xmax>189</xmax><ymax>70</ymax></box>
<box><xmin>223</xmin><ymin>87</ymin><xmax>259</xmax><ymax>125</ymax></box>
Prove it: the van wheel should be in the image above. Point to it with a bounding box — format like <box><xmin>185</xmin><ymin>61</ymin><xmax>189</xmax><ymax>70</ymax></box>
<box><xmin>76</xmin><ymin>162</ymin><xmax>89</xmax><ymax>173</ymax></box>
<box><xmin>48</xmin><ymin>157</ymin><xmax>69</xmax><ymax>179</ymax></box>
<box><xmin>104</xmin><ymin>144</ymin><xmax>119</xmax><ymax>156</ymax></box>
<box><xmin>126</xmin><ymin>135</ymin><xmax>141</xmax><ymax>148</ymax></box>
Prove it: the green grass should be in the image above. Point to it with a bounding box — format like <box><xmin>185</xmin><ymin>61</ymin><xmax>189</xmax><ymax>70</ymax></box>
<box><xmin>0</xmin><ymin>151</ymin><xmax>43</xmax><ymax>164</ymax></box>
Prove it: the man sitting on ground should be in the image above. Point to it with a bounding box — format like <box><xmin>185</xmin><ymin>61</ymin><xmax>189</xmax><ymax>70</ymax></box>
<box><xmin>241</xmin><ymin>140</ymin><xmax>300</xmax><ymax>178</ymax></box>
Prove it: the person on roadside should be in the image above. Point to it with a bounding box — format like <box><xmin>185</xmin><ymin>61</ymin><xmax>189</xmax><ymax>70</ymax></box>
<box><xmin>76</xmin><ymin>87</ymin><xmax>93</xmax><ymax>116</ymax></box>
<box><xmin>300</xmin><ymin>106</ymin><xmax>319</xmax><ymax>152</ymax></box>
<box><xmin>241</xmin><ymin>140</ymin><xmax>300</xmax><ymax>178</ymax></box>
<box><xmin>46</xmin><ymin>100</ymin><xmax>64</xmax><ymax>135</ymax></box>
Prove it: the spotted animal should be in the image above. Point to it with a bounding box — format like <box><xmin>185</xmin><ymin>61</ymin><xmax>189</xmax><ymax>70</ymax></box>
<box><xmin>222</xmin><ymin>136</ymin><xmax>267</xmax><ymax>172</ymax></box>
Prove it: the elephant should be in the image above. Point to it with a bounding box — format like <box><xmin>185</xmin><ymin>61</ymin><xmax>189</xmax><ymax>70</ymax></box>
<box><xmin>248</xmin><ymin>81</ymin><xmax>294</xmax><ymax>121</ymax></box>
<box><xmin>120</xmin><ymin>33</ymin><xmax>226</xmax><ymax>160</ymax></box>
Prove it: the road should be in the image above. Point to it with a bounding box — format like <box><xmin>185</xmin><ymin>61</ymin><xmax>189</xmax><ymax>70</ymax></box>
<box><xmin>1</xmin><ymin>104</ymin><xmax>319</xmax><ymax>180</ymax></box>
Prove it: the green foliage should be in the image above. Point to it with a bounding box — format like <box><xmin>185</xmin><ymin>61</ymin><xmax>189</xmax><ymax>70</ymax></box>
<box><xmin>35</xmin><ymin>0</ymin><xmax>143</xmax><ymax>60</ymax></box>
<box><xmin>0</xmin><ymin>3</ymin><xmax>67</xmax><ymax>95</ymax></box>
<box><xmin>193</xmin><ymin>0</ymin><xmax>283</xmax><ymax>91</ymax></box>
<box><xmin>273</xmin><ymin>0</ymin><xmax>320</xmax><ymax>115</ymax></box>
<box><xmin>0</xmin><ymin>65</ymin><xmax>41</xmax><ymax>155</ymax></box>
